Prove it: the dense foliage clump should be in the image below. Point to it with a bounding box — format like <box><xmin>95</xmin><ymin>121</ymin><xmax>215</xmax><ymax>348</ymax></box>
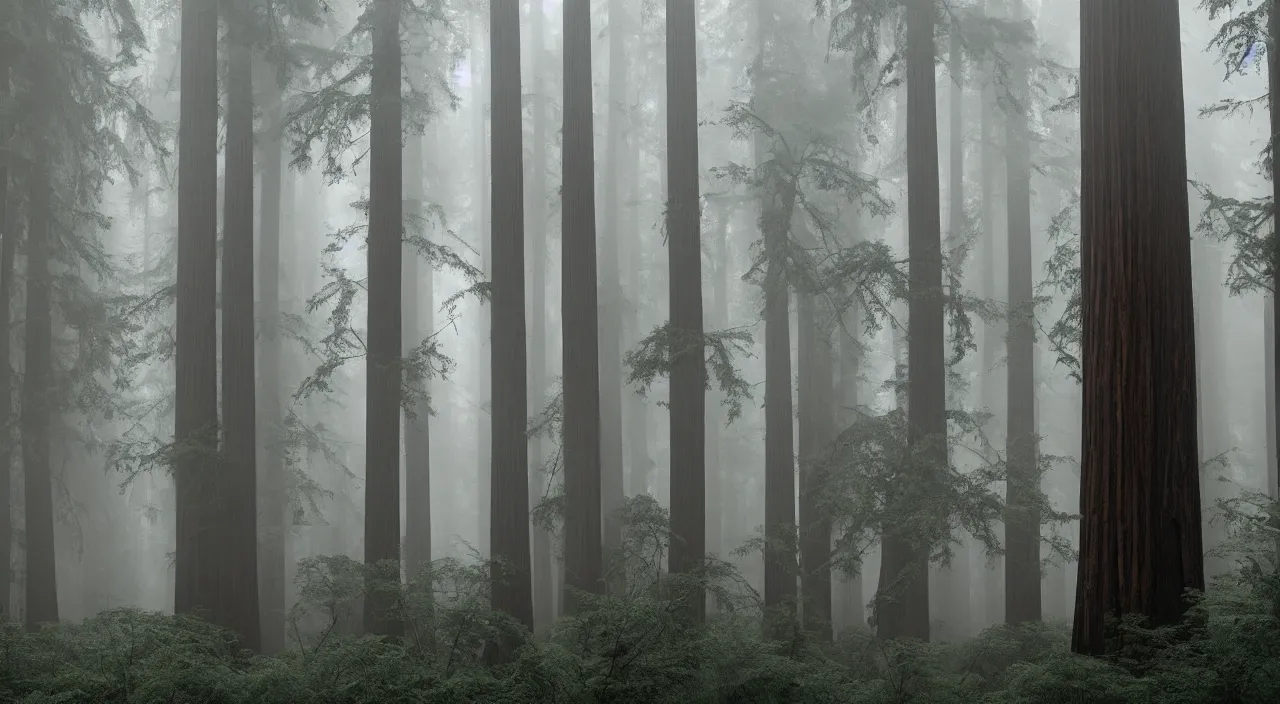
<box><xmin>3</xmin><ymin>551</ymin><xmax>1280</xmax><ymax>703</ymax></box>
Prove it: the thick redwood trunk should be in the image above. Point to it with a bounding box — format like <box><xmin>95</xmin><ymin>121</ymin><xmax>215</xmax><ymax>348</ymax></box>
<box><xmin>23</xmin><ymin>159</ymin><xmax>57</xmax><ymax>629</ymax></box>
<box><xmin>220</xmin><ymin>6</ymin><xmax>263</xmax><ymax>650</ymax></box>
<box><xmin>174</xmin><ymin>0</ymin><xmax>220</xmax><ymax>622</ymax></box>
<box><xmin>666</xmin><ymin>0</ymin><xmax>706</xmax><ymax>621</ymax></box>
<box><xmin>489</xmin><ymin>0</ymin><xmax>534</xmax><ymax>646</ymax></box>
<box><xmin>1072</xmin><ymin>0</ymin><xmax>1203</xmax><ymax>656</ymax></box>
<box><xmin>561</xmin><ymin>0</ymin><xmax>605</xmax><ymax>607</ymax></box>
<box><xmin>364</xmin><ymin>0</ymin><xmax>404</xmax><ymax>636</ymax></box>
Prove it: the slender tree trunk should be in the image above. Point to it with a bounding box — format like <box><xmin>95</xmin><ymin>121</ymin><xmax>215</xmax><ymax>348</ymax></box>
<box><xmin>404</xmin><ymin>81</ymin><xmax>433</xmax><ymax>584</ymax></box>
<box><xmin>488</xmin><ymin>0</ymin><xmax>534</xmax><ymax>651</ymax></box>
<box><xmin>979</xmin><ymin>0</ymin><xmax>1005</xmax><ymax>630</ymax></box>
<box><xmin>562</xmin><ymin>0</ymin><xmax>605</xmax><ymax>607</ymax></box>
<box><xmin>526</xmin><ymin>0</ymin><xmax>554</xmax><ymax>632</ymax></box>
<box><xmin>757</xmin><ymin>0</ymin><xmax>798</xmax><ymax>635</ymax></box>
<box><xmin>364</xmin><ymin>0</ymin><xmax>405</xmax><ymax>636</ymax></box>
<box><xmin>1072</xmin><ymin>0</ymin><xmax>1203</xmax><ymax>657</ymax></box>
<box><xmin>1264</xmin><ymin>0</ymin><xmax>1274</xmax><ymax>504</ymax></box>
<box><xmin>836</xmin><ymin>216</ymin><xmax>863</xmax><ymax>633</ymax></box>
<box><xmin>666</xmin><ymin>0</ymin><xmax>706</xmax><ymax>620</ymax></box>
<box><xmin>257</xmin><ymin>58</ymin><xmax>287</xmax><ymax>654</ymax></box>
<box><xmin>939</xmin><ymin>20</ymin><xmax>972</xmax><ymax>641</ymax></box>
<box><xmin>471</xmin><ymin>25</ymin><xmax>493</xmax><ymax>560</ymax></box>
<box><xmin>0</xmin><ymin>59</ymin><xmax>13</xmax><ymax>621</ymax></box>
<box><xmin>174</xmin><ymin>0</ymin><xmax>220</xmax><ymax>622</ymax></box>
<box><xmin>878</xmin><ymin>0</ymin><xmax>943</xmax><ymax>643</ymax></box>
<box><xmin>220</xmin><ymin>4</ymin><xmax>263</xmax><ymax>650</ymax></box>
<box><xmin>1268</xmin><ymin>295</ymin><xmax>1277</xmax><ymax>501</ymax></box>
<box><xmin>797</xmin><ymin>224</ymin><xmax>834</xmax><ymax>640</ymax></box>
<box><xmin>708</xmin><ymin>209</ymin><xmax>729</xmax><ymax>563</ymax></box>
<box><xmin>23</xmin><ymin>155</ymin><xmax>57</xmax><ymax>630</ymax></box>
<box><xmin>1003</xmin><ymin>0</ymin><xmax>1039</xmax><ymax>627</ymax></box>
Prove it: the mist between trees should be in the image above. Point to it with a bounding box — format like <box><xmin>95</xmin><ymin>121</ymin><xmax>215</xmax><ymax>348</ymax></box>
<box><xmin>1</xmin><ymin>0</ymin><xmax>1280</xmax><ymax>701</ymax></box>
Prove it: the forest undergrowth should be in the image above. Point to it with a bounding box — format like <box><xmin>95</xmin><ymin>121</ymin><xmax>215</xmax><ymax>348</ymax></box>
<box><xmin>3</xmin><ymin>530</ymin><xmax>1279</xmax><ymax>704</ymax></box>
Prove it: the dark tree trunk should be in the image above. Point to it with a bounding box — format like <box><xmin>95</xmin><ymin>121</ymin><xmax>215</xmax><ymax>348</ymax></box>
<box><xmin>174</xmin><ymin>0</ymin><xmax>220</xmax><ymax>622</ymax></box>
<box><xmin>23</xmin><ymin>156</ymin><xmax>56</xmax><ymax>630</ymax></box>
<box><xmin>878</xmin><ymin>0</ymin><xmax>943</xmax><ymax>642</ymax></box>
<box><xmin>666</xmin><ymin>0</ymin><xmax>706</xmax><ymax>621</ymax></box>
<box><xmin>561</xmin><ymin>0</ymin><xmax>604</xmax><ymax>607</ymax></box>
<box><xmin>836</xmin><ymin>219</ymin><xmax>863</xmax><ymax>633</ymax></box>
<box><xmin>0</xmin><ymin>59</ymin><xmax>12</xmax><ymax>621</ymax></box>
<box><xmin>526</xmin><ymin>0</ymin><xmax>554</xmax><ymax>631</ymax></box>
<box><xmin>364</xmin><ymin>0</ymin><xmax>404</xmax><ymax>637</ymax></box>
<box><xmin>1072</xmin><ymin>0</ymin><xmax>1203</xmax><ymax>657</ymax></box>
<box><xmin>257</xmin><ymin>60</ymin><xmax>287</xmax><ymax>654</ymax></box>
<box><xmin>489</xmin><ymin>0</ymin><xmax>534</xmax><ymax>649</ymax></box>
<box><xmin>219</xmin><ymin>4</ymin><xmax>262</xmax><ymax>650</ymax></box>
<box><xmin>757</xmin><ymin>0</ymin><xmax>798</xmax><ymax>634</ymax></box>
<box><xmin>708</xmin><ymin>209</ymin><xmax>729</xmax><ymax>564</ymax></box>
<box><xmin>1003</xmin><ymin>0</ymin><xmax>1039</xmax><ymax>627</ymax></box>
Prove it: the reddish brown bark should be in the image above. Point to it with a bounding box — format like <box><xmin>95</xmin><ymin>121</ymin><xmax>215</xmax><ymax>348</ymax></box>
<box><xmin>1072</xmin><ymin>0</ymin><xmax>1204</xmax><ymax>656</ymax></box>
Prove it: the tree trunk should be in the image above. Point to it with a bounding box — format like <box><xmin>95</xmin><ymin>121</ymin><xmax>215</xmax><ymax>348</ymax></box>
<box><xmin>599</xmin><ymin>0</ymin><xmax>628</xmax><ymax>595</ymax></box>
<box><xmin>174</xmin><ymin>0</ymin><xmax>220</xmax><ymax>623</ymax></box>
<box><xmin>978</xmin><ymin>0</ymin><xmax>1005</xmax><ymax>630</ymax></box>
<box><xmin>1270</xmin><ymin>0</ymin><xmax>1280</xmax><ymax>505</ymax></box>
<box><xmin>257</xmin><ymin>58</ymin><xmax>287</xmax><ymax>654</ymax></box>
<box><xmin>488</xmin><ymin>0</ymin><xmax>534</xmax><ymax>649</ymax></box>
<box><xmin>471</xmin><ymin>25</ymin><xmax>493</xmax><ymax>560</ymax></box>
<box><xmin>403</xmin><ymin>81</ymin><xmax>433</xmax><ymax>584</ymax></box>
<box><xmin>1072</xmin><ymin>0</ymin><xmax>1203</xmax><ymax>656</ymax></box>
<box><xmin>1003</xmin><ymin>0</ymin><xmax>1039</xmax><ymax>627</ymax></box>
<box><xmin>836</xmin><ymin>218</ymin><xmax>863</xmax><ymax>633</ymax></box>
<box><xmin>23</xmin><ymin>155</ymin><xmax>57</xmax><ymax>629</ymax></box>
<box><xmin>708</xmin><ymin>209</ymin><xmax>729</xmax><ymax>563</ymax></box>
<box><xmin>757</xmin><ymin>0</ymin><xmax>798</xmax><ymax>635</ymax></box>
<box><xmin>875</xmin><ymin>0</ymin><xmax>943</xmax><ymax>643</ymax></box>
<box><xmin>219</xmin><ymin>4</ymin><xmax>262</xmax><ymax>650</ymax></box>
<box><xmin>940</xmin><ymin>20</ymin><xmax>972</xmax><ymax>641</ymax></box>
<box><xmin>0</xmin><ymin>58</ymin><xmax>12</xmax><ymax>621</ymax></box>
<box><xmin>364</xmin><ymin>0</ymin><xmax>404</xmax><ymax>636</ymax></box>
<box><xmin>526</xmin><ymin>0</ymin><xmax>554</xmax><ymax>632</ymax></box>
<box><xmin>562</xmin><ymin>0</ymin><xmax>604</xmax><ymax>607</ymax></box>
<box><xmin>666</xmin><ymin>0</ymin><xmax>706</xmax><ymax>621</ymax></box>
<box><xmin>797</xmin><ymin>225</ymin><xmax>834</xmax><ymax>640</ymax></box>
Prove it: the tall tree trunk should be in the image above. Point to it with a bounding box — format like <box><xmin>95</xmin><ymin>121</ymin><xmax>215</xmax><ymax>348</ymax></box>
<box><xmin>757</xmin><ymin>0</ymin><xmax>798</xmax><ymax>635</ymax></box>
<box><xmin>708</xmin><ymin>209</ymin><xmax>729</xmax><ymax>563</ymax></box>
<box><xmin>562</xmin><ymin>0</ymin><xmax>604</xmax><ymax>607</ymax></box>
<box><xmin>978</xmin><ymin>0</ymin><xmax>1005</xmax><ymax>630</ymax></box>
<box><xmin>1003</xmin><ymin>0</ymin><xmax>1039</xmax><ymax>627</ymax></box>
<box><xmin>666</xmin><ymin>0</ymin><xmax>706</xmax><ymax>620</ymax></box>
<box><xmin>404</xmin><ymin>79</ymin><xmax>433</xmax><ymax>584</ymax></box>
<box><xmin>1264</xmin><ymin>0</ymin><xmax>1274</xmax><ymax>506</ymax></box>
<box><xmin>257</xmin><ymin>59</ymin><xmax>287</xmax><ymax>654</ymax></box>
<box><xmin>939</xmin><ymin>20</ymin><xmax>972</xmax><ymax>641</ymax></box>
<box><xmin>797</xmin><ymin>223</ymin><xmax>834</xmax><ymax>640</ymax></box>
<box><xmin>488</xmin><ymin>0</ymin><xmax>534</xmax><ymax>651</ymax></box>
<box><xmin>472</xmin><ymin>26</ymin><xmax>493</xmax><ymax>559</ymax></box>
<box><xmin>0</xmin><ymin>58</ymin><xmax>12</xmax><ymax>621</ymax></box>
<box><xmin>364</xmin><ymin>0</ymin><xmax>404</xmax><ymax>637</ymax></box>
<box><xmin>1072</xmin><ymin>0</ymin><xmax>1203</xmax><ymax>657</ymax></box>
<box><xmin>220</xmin><ymin>4</ymin><xmax>262</xmax><ymax>650</ymax></box>
<box><xmin>1268</xmin><ymin>295</ymin><xmax>1277</xmax><ymax>502</ymax></box>
<box><xmin>526</xmin><ymin>0</ymin><xmax>554</xmax><ymax>631</ymax></box>
<box><xmin>174</xmin><ymin>0</ymin><xmax>220</xmax><ymax>622</ymax></box>
<box><xmin>23</xmin><ymin>156</ymin><xmax>57</xmax><ymax>629</ymax></box>
<box><xmin>598</xmin><ymin>0</ymin><xmax>629</xmax><ymax>595</ymax></box>
<box><xmin>878</xmin><ymin>0</ymin><xmax>943</xmax><ymax>643</ymax></box>
<box><xmin>836</xmin><ymin>217</ymin><xmax>863</xmax><ymax>633</ymax></box>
